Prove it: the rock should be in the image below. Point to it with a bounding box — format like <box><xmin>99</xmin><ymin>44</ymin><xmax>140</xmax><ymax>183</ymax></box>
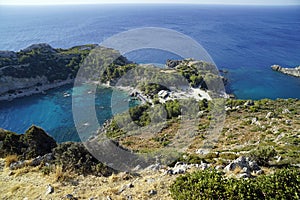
<box><xmin>9</xmin><ymin>160</ymin><xmax>26</xmax><ymax>170</ymax></box>
<box><xmin>244</xmin><ymin>100</ymin><xmax>254</xmax><ymax>106</ymax></box>
<box><xmin>45</xmin><ymin>184</ymin><xmax>54</xmax><ymax>195</ymax></box>
<box><xmin>117</xmin><ymin>183</ymin><xmax>134</xmax><ymax>194</ymax></box>
<box><xmin>215</xmin><ymin>165</ymin><xmax>224</xmax><ymax>171</ymax></box>
<box><xmin>196</xmin><ymin>148</ymin><xmax>210</xmax><ymax>155</ymax></box>
<box><xmin>166</xmin><ymin>59</ymin><xmax>182</xmax><ymax>68</ymax></box>
<box><xmin>126</xmin><ymin>195</ymin><xmax>133</xmax><ymax>200</ymax></box>
<box><xmin>172</xmin><ymin>162</ymin><xmax>188</xmax><ymax>174</ymax></box>
<box><xmin>255</xmin><ymin>170</ymin><xmax>264</xmax><ymax>175</ymax></box>
<box><xmin>172</xmin><ymin>167</ymin><xmax>186</xmax><ymax>174</ymax></box>
<box><xmin>282</xmin><ymin>109</ymin><xmax>291</xmax><ymax>114</ymax></box>
<box><xmin>271</xmin><ymin>65</ymin><xmax>282</xmax><ymax>71</ymax></box>
<box><xmin>251</xmin><ymin>117</ymin><xmax>257</xmax><ymax>124</ymax></box>
<box><xmin>31</xmin><ymin>153</ymin><xmax>54</xmax><ymax>166</ymax></box>
<box><xmin>127</xmin><ymin>183</ymin><xmax>134</xmax><ymax>188</ymax></box>
<box><xmin>271</xmin><ymin>65</ymin><xmax>300</xmax><ymax>78</ymax></box>
<box><xmin>146</xmin><ymin>178</ymin><xmax>155</xmax><ymax>183</ymax></box>
<box><xmin>275</xmin><ymin>133</ymin><xmax>285</xmax><ymax>142</ymax></box>
<box><xmin>285</xmin><ymin>120</ymin><xmax>292</xmax><ymax>125</ymax></box>
<box><xmin>65</xmin><ymin>194</ymin><xmax>78</xmax><ymax>200</ymax></box>
<box><xmin>265</xmin><ymin>112</ymin><xmax>274</xmax><ymax>119</ymax></box>
<box><xmin>238</xmin><ymin>173</ymin><xmax>250</xmax><ymax>179</ymax></box>
<box><xmin>199</xmin><ymin>162</ymin><xmax>209</xmax><ymax>170</ymax></box>
<box><xmin>224</xmin><ymin>162</ymin><xmax>237</xmax><ymax>172</ymax></box>
<box><xmin>276</xmin><ymin>156</ymin><xmax>282</xmax><ymax>163</ymax></box>
<box><xmin>148</xmin><ymin>190</ymin><xmax>157</xmax><ymax>196</ymax></box>
<box><xmin>224</xmin><ymin>156</ymin><xmax>260</xmax><ymax>175</ymax></box>
<box><xmin>145</xmin><ymin>163</ymin><xmax>162</xmax><ymax>171</ymax></box>
<box><xmin>251</xmin><ymin>118</ymin><xmax>261</xmax><ymax>126</ymax></box>
<box><xmin>248</xmin><ymin>160</ymin><xmax>260</xmax><ymax>171</ymax></box>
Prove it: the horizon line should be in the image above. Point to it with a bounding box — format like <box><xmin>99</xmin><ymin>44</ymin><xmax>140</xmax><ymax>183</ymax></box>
<box><xmin>1</xmin><ymin>2</ymin><xmax>300</xmax><ymax>6</ymax></box>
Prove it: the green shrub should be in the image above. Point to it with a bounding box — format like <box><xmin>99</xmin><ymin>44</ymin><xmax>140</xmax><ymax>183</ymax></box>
<box><xmin>170</xmin><ymin>168</ymin><xmax>300</xmax><ymax>200</ymax></box>
<box><xmin>249</xmin><ymin>146</ymin><xmax>277</xmax><ymax>166</ymax></box>
<box><xmin>53</xmin><ymin>142</ymin><xmax>115</xmax><ymax>176</ymax></box>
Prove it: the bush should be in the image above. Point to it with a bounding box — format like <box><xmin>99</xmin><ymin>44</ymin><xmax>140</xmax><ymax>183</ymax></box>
<box><xmin>5</xmin><ymin>154</ymin><xmax>18</xmax><ymax>167</ymax></box>
<box><xmin>170</xmin><ymin>168</ymin><xmax>300</xmax><ymax>200</ymax></box>
<box><xmin>249</xmin><ymin>146</ymin><xmax>277</xmax><ymax>166</ymax></box>
<box><xmin>53</xmin><ymin>142</ymin><xmax>115</xmax><ymax>176</ymax></box>
<box><xmin>0</xmin><ymin>126</ymin><xmax>57</xmax><ymax>159</ymax></box>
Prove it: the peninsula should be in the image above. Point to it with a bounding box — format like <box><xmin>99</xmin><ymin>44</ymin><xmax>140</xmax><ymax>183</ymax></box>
<box><xmin>271</xmin><ymin>65</ymin><xmax>300</xmax><ymax>78</ymax></box>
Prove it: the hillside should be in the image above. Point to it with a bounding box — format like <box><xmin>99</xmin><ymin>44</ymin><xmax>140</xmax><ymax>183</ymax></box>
<box><xmin>0</xmin><ymin>98</ymin><xmax>299</xmax><ymax>199</ymax></box>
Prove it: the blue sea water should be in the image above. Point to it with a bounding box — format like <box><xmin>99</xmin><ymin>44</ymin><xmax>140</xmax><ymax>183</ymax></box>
<box><xmin>0</xmin><ymin>5</ymin><xmax>299</xmax><ymax>141</ymax></box>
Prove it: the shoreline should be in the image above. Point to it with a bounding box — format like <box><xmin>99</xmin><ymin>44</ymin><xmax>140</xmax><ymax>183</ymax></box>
<box><xmin>0</xmin><ymin>78</ymin><xmax>226</xmax><ymax>104</ymax></box>
<box><xmin>0</xmin><ymin>79</ymin><xmax>74</xmax><ymax>102</ymax></box>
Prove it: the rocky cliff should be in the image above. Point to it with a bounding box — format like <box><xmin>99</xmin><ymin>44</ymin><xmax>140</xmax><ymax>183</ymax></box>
<box><xmin>271</xmin><ymin>65</ymin><xmax>300</xmax><ymax>78</ymax></box>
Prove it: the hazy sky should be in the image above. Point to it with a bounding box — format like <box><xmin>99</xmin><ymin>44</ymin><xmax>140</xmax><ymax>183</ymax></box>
<box><xmin>1</xmin><ymin>0</ymin><xmax>299</xmax><ymax>5</ymax></box>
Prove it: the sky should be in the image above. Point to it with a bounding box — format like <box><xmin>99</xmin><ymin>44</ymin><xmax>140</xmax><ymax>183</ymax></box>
<box><xmin>0</xmin><ymin>0</ymin><xmax>299</xmax><ymax>5</ymax></box>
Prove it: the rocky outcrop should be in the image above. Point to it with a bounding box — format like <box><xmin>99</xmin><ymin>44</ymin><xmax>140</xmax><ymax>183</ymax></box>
<box><xmin>224</xmin><ymin>156</ymin><xmax>262</xmax><ymax>178</ymax></box>
<box><xmin>271</xmin><ymin>65</ymin><xmax>300</xmax><ymax>78</ymax></box>
<box><xmin>166</xmin><ymin>59</ymin><xmax>182</xmax><ymax>68</ymax></box>
<box><xmin>0</xmin><ymin>125</ymin><xmax>57</xmax><ymax>159</ymax></box>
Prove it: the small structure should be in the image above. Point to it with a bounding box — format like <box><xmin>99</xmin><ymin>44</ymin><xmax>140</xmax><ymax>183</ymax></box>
<box><xmin>158</xmin><ymin>90</ymin><xmax>169</xmax><ymax>99</ymax></box>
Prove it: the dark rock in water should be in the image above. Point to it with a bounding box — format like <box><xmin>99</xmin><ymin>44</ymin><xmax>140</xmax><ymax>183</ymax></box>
<box><xmin>0</xmin><ymin>125</ymin><xmax>56</xmax><ymax>159</ymax></box>
<box><xmin>166</xmin><ymin>59</ymin><xmax>182</xmax><ymax>68</ymax></box>
<box><xmin>271</xmin><ymin>65</ymin><xmax>300</xmax><ymax>78</ymax></box>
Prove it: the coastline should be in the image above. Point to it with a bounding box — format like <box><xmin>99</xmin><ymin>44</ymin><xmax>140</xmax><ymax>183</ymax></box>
<box><xmin>0</xmin><ymin>79</ymin><xmax>74</xmax><ymax>102</ymax></box>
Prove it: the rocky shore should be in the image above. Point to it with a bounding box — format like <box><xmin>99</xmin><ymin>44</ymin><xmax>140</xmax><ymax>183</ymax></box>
<box><xmin>0</xmin><ymin>78</ymin><xmax>74</xmax><ymax>102</ymax></box>
<box><xmin>271</xmin><ymin>65</ymin><xmax>300</xmax><ymax>77</ymax></box>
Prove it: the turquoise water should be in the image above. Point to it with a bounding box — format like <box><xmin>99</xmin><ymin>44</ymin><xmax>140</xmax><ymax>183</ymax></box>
<box><xmin>0</xmin><ymin>84</ymin><xmax>139</xmax><ymax>142</ymax></box>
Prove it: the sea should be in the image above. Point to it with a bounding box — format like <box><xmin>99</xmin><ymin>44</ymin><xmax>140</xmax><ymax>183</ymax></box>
<box><xmin>0</xmin><ymin>4</ymin><xmax>299</xmax><ymax>142</ymax></box>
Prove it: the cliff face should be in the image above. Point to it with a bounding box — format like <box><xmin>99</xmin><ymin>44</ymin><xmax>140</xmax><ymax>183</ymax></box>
<box><xmin>271</xmin><ymin>65</ymin><xmax>300</xmax><ymax>78</ymax></box>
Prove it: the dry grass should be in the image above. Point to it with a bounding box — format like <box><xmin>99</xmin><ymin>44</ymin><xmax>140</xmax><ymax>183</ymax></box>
<box><xmin>54</xmin><ymin>165</ymin><xmax>74</xmax><ymax>182</ymax></box>
<box><xmin>5</xmin><ymin>155</ymin><xmax>18</xmax><ymax>167</ymax></box>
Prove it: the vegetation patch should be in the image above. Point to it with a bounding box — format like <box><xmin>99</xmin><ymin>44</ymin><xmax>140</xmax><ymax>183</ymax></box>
<box><xmin>170</xmin><ymin>168</ymin><xmax>300</xmax><ymax>200</ymax></box>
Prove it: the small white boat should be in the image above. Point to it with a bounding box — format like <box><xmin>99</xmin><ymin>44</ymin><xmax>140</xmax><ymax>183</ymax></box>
<box><xmin>63</xmin><ymin>92</ymin><xmax>70</xmax><ymax>97</ymax></box>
